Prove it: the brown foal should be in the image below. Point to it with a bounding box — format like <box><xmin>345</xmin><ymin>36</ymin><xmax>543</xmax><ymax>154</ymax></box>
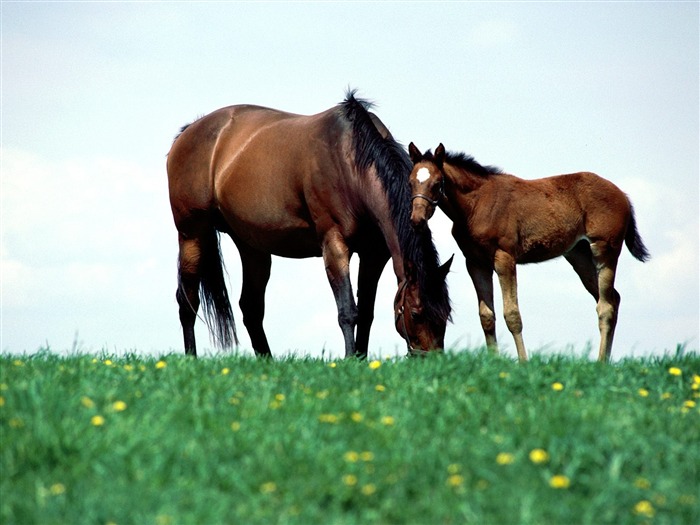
<box><xmin>408</xmin><ymin>143</ymin><xmax>649</xmax><ymax>362</ymax></box>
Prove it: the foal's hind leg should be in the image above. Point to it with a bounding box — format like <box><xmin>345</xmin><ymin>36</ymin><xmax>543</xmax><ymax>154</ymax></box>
<box><xmin>564</xmin><ymin>241</ymin><xmax>600</xmax><ymax>300</ymax></box>
<box><xmin>236</xmin><ymin>243</ymin><xmax>273</xmax><ymax>357</ymax></box>
<box><xmin>177</xmin><ymin>232</ymin><xmax>203</xmax><ymax>357</ymax></box>
<box><xmin>590</xmin><ymin>242</ymin><xmax>622</xmax><ymax>362</ymax></box>
<box><xmin>493</xmin><ymin>250</ymin><xmax>528</xmax><ymax>361</ymax></box>
<box><xmin>466</xmin><ymin>262</ymin><xmax>498</xmax><ymax>353</ymax></box>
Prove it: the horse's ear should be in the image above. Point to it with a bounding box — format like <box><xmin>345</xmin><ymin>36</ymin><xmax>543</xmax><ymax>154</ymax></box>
<box><xmin>408</xmin><ymin>142</ymin><xmax>423</xmax><ymax>164</ymax></box>
<box><xmin>438</xmin><ymin>254</ymin><xmax>454</xmax><ymax>280</ymax></box>
<box><xmin>435</xmin><ymin>143</ymin><xmax>446</xmax><ymax>167</ymax></box>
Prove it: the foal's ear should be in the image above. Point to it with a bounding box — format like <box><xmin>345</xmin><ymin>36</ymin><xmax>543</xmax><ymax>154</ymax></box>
<box><xmin>434</xmin><ymin>143</ymin><xmax>446</xmax><ymax>167</ymax></box>
<box><xmin>408</xmin><ymin>142</ymin><xmax>423</xmax><ymax>164</ymax></box>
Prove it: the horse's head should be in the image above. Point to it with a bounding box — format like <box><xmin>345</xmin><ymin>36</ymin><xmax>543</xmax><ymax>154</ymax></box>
<box><xmin>408</xmin><ymin>142</ymin><xmax>446</xmax><ymax>231</ymax></box>
<box><xmin>394</xmin><ymin>256</ymin><xmax>453</xmax><ymax>356</ymax></box>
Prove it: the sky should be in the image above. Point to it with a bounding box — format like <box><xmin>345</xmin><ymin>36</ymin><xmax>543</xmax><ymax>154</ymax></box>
<box><xmin>1</xmin><ymin>1</ymin><xmax>698</xmax><ymax>360</ymax></box>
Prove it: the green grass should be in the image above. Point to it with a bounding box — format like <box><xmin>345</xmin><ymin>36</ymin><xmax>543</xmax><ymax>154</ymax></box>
<box><xmin>1</xmin><ymin>348</ymin><xmax>699</xmax><ymax>525</ymax></box>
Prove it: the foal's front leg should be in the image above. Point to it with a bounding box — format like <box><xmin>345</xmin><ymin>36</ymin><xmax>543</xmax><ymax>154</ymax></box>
<box><xmin>494</xmin><ymin>250</ymin><xmax>528</xmax><ymax>361</ymax></box>
<box><xmin>466</xmin><ymin>262</ymin><xmax>498</xmax><ymax>353</ymax></box>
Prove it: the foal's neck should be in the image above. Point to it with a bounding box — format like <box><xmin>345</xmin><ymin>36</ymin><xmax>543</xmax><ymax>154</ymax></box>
<box><xmin>443</xmin><ymin>162</ymin><xmax>490</xmax><ymax>194</ymax></box>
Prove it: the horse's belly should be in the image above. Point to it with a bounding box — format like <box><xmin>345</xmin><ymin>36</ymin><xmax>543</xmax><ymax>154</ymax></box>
<box><xmin>224</xmin><ymin>216</ymin><xmax>322</xmax><ymax>258</ymax></box>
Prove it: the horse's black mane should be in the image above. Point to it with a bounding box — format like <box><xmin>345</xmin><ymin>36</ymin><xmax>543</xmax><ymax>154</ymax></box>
<box><xmin>340</xmin><ymin>90</ymin><xmax>451</xmax><ymax>324</ymax></box>
<box><xmin>421</xmin><ymin>149</ymin><xmax>502</xmax><ymax>177</ymax></box>
<box><xmin>445</xmin><ymin>151</ymin><xmax>503</xmax><ymax>177</ymax></box>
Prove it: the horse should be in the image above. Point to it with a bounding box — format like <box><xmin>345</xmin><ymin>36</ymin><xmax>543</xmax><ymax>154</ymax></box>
<box><xmin>407</xmin><ymin>142</ymin><xmax>650</xmax><ymax>362</ymax></box>
<box><xmin>165</xmin><ymin>93</ymin><xmax>452</xmax><ymax>358</ymax></box>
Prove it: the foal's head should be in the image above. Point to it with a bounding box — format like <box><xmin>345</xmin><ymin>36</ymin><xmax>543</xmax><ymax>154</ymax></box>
<box><xmin>394</xmin><ymin>256</ymin><xmax>453</xmax><ymax>355</ymax></box>
<box><xmin>408</xmin><ymin>143</ymin><xmax>446</xmax><ymax>230</ymax></box>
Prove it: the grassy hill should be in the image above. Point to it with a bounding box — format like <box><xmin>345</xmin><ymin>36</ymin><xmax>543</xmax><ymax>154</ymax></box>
<box><xmin>1</xmin><ymin>348</ymin><xmax>698</xmax><ymax>524</ymax></box>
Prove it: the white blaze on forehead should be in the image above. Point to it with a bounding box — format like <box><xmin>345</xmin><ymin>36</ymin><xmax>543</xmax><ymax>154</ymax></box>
<box><xmin>416</xmin><ymin>167</ymin><xmax>431</xmax><ymax>183</ymax></box>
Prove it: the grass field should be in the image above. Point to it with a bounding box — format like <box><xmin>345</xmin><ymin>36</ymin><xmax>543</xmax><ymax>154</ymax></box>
<box><xmin>1</xmin><ymin>348</ymin><xmax>698</xmax><ymax>525</ymax></box>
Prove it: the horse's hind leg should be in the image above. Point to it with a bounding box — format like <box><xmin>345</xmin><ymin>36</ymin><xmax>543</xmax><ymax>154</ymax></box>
<box><xmin>493</xmin><ymin>250</ymin><xmax>528</xmax><ymax>361</ymax></box>
<box><xmin>466</xmin><ymin>262</ymin><xmax>498</xmax><ymax>354</ymax></box>
<box><xmin>177</xmin><ymin>232</ymin><xmax>203</xmax><ymax>357</ymax></box>
<box><xmin>237</xmin><ymin>243</ymin><xmax>273</xmax><ymax>357</ymax></box>
<box><xmin>590</xmin><ymin>242</ymin><xmax>621</xmax><ymax>362</ymax></box>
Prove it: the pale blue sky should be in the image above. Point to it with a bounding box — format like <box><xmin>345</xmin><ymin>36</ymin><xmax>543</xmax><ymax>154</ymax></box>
<box><xmin>2</xmin><ymin>2</ymin><xmax>698</xmax><ymax>359</ymax></box>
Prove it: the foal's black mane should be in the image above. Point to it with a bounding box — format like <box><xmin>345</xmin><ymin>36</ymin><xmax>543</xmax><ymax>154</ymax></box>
<box><xmin>423</xmin><ymin>149</ymin><xmax>503</xmax><ymax>178</ymax></box>
<box><xmin>340</xmin><ymin>91</ymin><xmax>451</xmax><ymax>323</ymax></box>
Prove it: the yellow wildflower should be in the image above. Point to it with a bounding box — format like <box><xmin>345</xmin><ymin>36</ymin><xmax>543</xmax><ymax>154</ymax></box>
<box><xmin>221</xmin><ymin>368</ymin><xmax>230</xmax><ymax>375</ymax></box>
<box><xmin>360</xmin><ymin>451</ymin><xmax>374</xmax><ymax>462</ymax></box>
<box><xmin>380</xmin><ymin>416</ymin><xmax>395</xmax><ymax>426</ymax></box>
<box><xmin>529</xmin><ymin>449</ymin><xmax>549</xmax><ymax>464</ymax></box>
<box><xmin>552</xmin><ymin>382</ymin><xmax>564</xmax><ymax>391</ymax></box>
<box><xmin>634</xmin><ymin>477</ymin><xmax>651</xmax><ymax>490</ymax></box>
<box><xmin>329</xmin><ymin>362</ymin><xmax>337</xmax><ymax>368</ymax></box>
<box><xmin>91</xmin><ymin>415</ymin><xmax>105</xmax><ymax>426</ymax></box>
<box><xmin>375</xmin><ymin>385</ymin><xmax>386</xmax><ymax>392</ymax></box>
<box><xmin>230</xmin><ymin>421</ymin><xmax>241</xmax><ymax>432</ymax></box>
<box><xmin>447</xmin><ymin>474</ymin><xmax>465</xmax><ymax>487</ymax></box>
<box><xmin>124</xmin><ymin>364</ymin><xmax>134</xmax><ymax>371</ymax></box>
<box><xmin>342</xmin><ymin>474</ymin><xmax>357</xmax><ymax>486</ymax></box>
<box><xmin>49</xmin><ymin>483</ymin><xmax>66</xmax><ymax>495</ymax></box>
<box><xmin>668</xmin><ymin>367</ymin><xmax>682</xmax><ymax>376</ymax></box>
<box><xmin>683</xmin><ymin>400</ymin><xmax>696</xmax><ymax>409</ymax></box>
<box><xmin>661</xmin><ymin>392</ymin><xmax>672</xmax><ymax>400</ymax></box>
<box><xmin>496</xmin><ymin>452</ymin><xmax>514</xmax><ymax>465</ymax></box>
<box><xmin>344</xmin><ymin>451</ymin><xmax>359</xmax><ymax>462</ymax></box>
<box><xmin>81</xmin><ymin>396</ymin><xmax>95</xmax><ymax>408</ymax></box>
<box><xmin>260</xmin><ymin>482</ymin><xmax>276</xmax><ymax>494</ymax></box>
<box><xmin>638</xmin><ymin>388</ymin><xmax>649</xmax><ymax>397</ymax></box>
<box><xmin>319</xmin><ymin>413</ymin><xmax>339</xmax><ymax>424</ymax></box>
<box><xmin>104</xmin><ymin>359</ymin><xmax>113</xmax><ymax>366</ymax></box>
<box><xmin>499</xmin><ymin>372</ymin><xmax>509</xmax><ymax>379</ymax></box>
<box><xmin>633</xmin><ymin>500</ymin><xmax>655</xmax><ymax>518</ymax></box>
<box><xmin>155</xmin><ymin>360</ymin><xmax>167</xmax><ymax>369</ymax></box>
<box><xmin>369</xmin><ymin>360</ymin><xmax>382</xmax><ymax>370</ymax></box>
<box><xmin>112</xmin><ymin>401</ymin><xmax>127</xmax><ymax>412</ymax></box>
<box><xmin>0</xmin><ymin>396</ymin><xmax>4</xmax><ymax>407</ymax></box>
<box><xmin>549</xmin><ymin>475</ymin><xmax>571</xmax><ymax>489</ymax></box>
<box><xmin>361</xmin><ymin>484</ymin><xmax>376</xmax><ymax>496</ymax></box>
<box><xmin>350</xmin><ymin>412</ymin><xmax>363</xmax><ymax>422</ymax></box>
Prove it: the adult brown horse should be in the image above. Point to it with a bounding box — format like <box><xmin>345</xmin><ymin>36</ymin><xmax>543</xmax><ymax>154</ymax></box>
<box><xmin>408</xmin><ymin>143</ymin><xmax>649</xmax><ymax>362</ymax></box>
<box><xmin>166</xmin><ymin>93</ymin><xmax>451</xmax><ymax>358</ymax></box>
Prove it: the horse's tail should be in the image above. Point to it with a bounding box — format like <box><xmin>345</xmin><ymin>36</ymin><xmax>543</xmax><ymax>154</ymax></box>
<box><xmin>196</xmin><ymin>229</ymin><xmax>239</xmax><ymax>348</ymax></box>
<box><xmin>625</xmin><ymin>203</ymin><xmax>651</xmax><ymax>262</ymax></box>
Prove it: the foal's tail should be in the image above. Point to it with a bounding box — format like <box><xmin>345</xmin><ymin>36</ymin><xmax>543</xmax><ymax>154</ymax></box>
<box><xmin>625</xmin><ymin>203</ymin><xmax>651</xmax><ymax>262</ymax></box>
<box><xmin>198</xmin><ymin>230</ymin><xmax>239</xmax><ymax>348</ymax></box>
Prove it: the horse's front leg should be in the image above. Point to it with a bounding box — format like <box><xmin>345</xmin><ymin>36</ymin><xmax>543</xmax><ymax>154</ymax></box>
<box><xmin>493</xmin><ymin>250</ymin><xmax>528</xmax><ymax>361</ymax></box>
<box><xmin>322</xmin><ymin>229</ymin><xmax>358</xmax><ymax>358</ymax></box>
<box><xmin>355</xmin><ymin>249</ymin><xmax>390</xmax><ymax>359</ymax></box>
<box><xmin>466</xmin><ymin>261</ymin><xmax>498</xmax><ymax>353</ymax></box>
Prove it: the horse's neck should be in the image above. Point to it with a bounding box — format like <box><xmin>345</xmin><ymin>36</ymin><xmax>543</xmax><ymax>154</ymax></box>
<box><xmin>444</xmin><ymin>163</ymin><xmax>488</xmax><ymax>192</ymax></box>
<box><xmin>440</xmin><ymin>163</ymin><xmax>487</xmax><ymax>219</ymax></box>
